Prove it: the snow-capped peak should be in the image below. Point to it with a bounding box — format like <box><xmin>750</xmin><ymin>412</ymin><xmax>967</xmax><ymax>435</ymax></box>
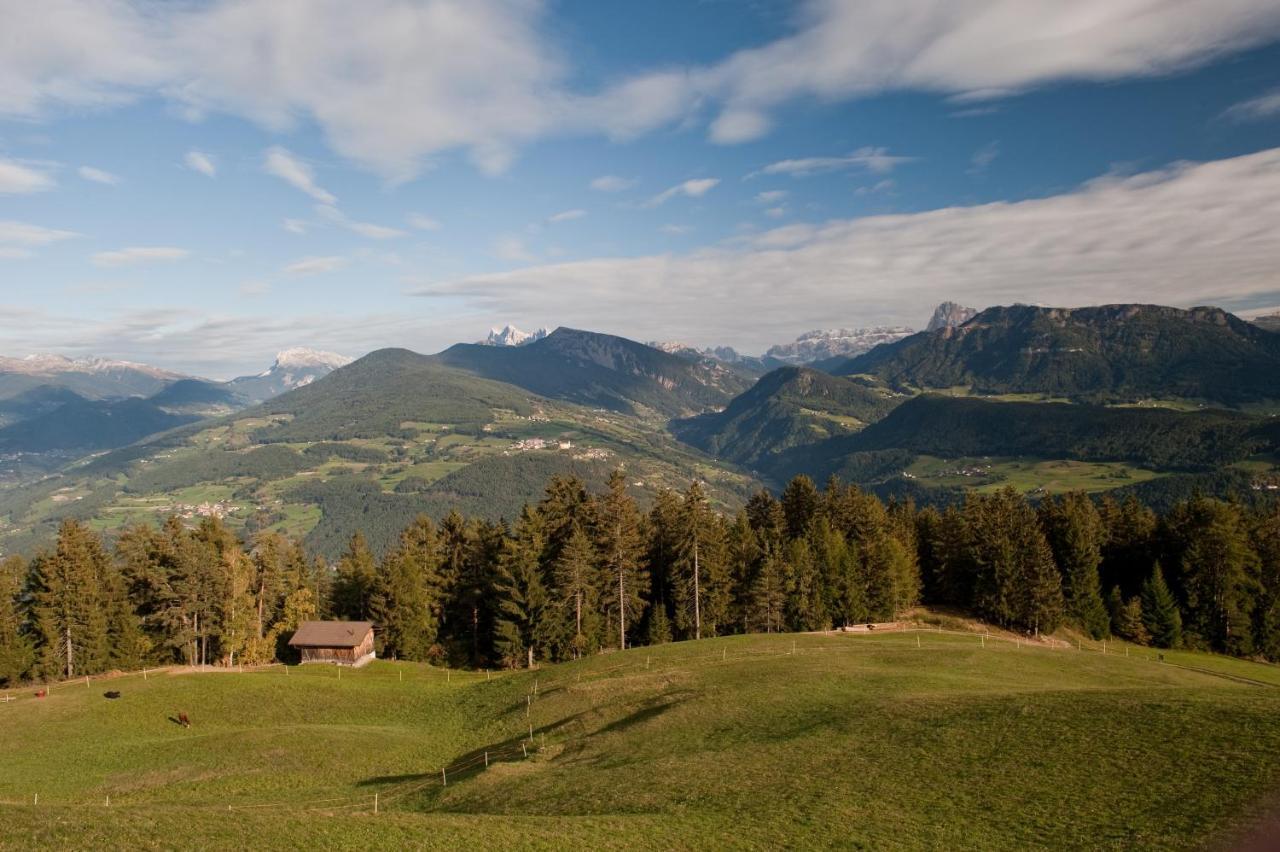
<box><xmin>265</xmin><ymin>348</ymin><xmax>353</xmax><ymax>374</ymax></box>
<box><xmin>0</xmin><ymin>353</ymin><xmax>180</xmax><ymax>378</ymax></box>
<box><xmin>484</xmin><ymin>325</ymin><xmax>548</xmax><ymax>347</ymax></box>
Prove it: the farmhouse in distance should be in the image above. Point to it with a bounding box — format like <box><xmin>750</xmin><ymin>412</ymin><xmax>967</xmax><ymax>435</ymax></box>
<box><xmin>288</xmin><ymin>621</ymin><xmax>376</xmax><ymax>668</ymax></box>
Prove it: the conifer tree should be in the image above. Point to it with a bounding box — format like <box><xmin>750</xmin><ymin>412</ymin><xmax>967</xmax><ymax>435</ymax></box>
<box><xmin>31</xmin><ymin>520</ymin><xmax>112</xmax><ymax>679</ymax></box>
<box><xmin>783</xmin><ymin>537</ymin><xmax>828</xmax><ymax>631</ymax></box>
<box><xmin>0</xmin><ymin>555</ymin><xmax>33</xmax><ymax>686</ymax></box>
<box><xmin>1040</xmin><ymin>493</ymin><xmax>1109</xmax><ymax>638</ymax></box>
<box><xmin>370</xmin><ymin>516</ymin><xmax>445</xmax><ymax>661</ymax></box>
<box><xmin>1174</xmin><ymin>498</ymin><xmax>1257</xmax><ymax>653</ymax></box>
<box><xmin>748</xmin><ymin>549</ymin><xmax>787</xmax><ymax>633</ymax></box>
<box><xmin>551</xmin><ymin>524</ymin><xmax>601</xmax><ymax>659</ymax></box>
<box><xmin>1141</xmin><ymin>564</ymin><xmax>1183</xmax><ymax>649</ymax></box>
<box><xmin>726</xmin><ymin>510</ymin><xmax>761</xmax><ymax>633</ymax></box>
<box><xmin>1115</xmin><ymin>596</ymin><xmax>1150</xmax><ymax>645</ymax></box>
<box><xmin>781</xmin><ymin>475</ymin><xmax>820</xmax><ymax>540</ymax></box>
<box><xmin>672</xmin><ymin>482</ymin><xmax>728</xmax><ymax>639</ymax></box>
<box><xmin>1251</xmin><ymin>508</ymin><xmax>1280</xmax><ymax>661</ymax></box>
<box><xmin>332</xmin><ymin>532</ymin><xmax>378</xmax><ymax>620</ymax></box>
<box><xmin>493</xmin><ymin>508</ymin><xmax>551</xmax><ymax>667</ymax></box>
<box><xmin>594</xmin><ymin>470</ymin><xmax>647</xmax><ymax>650</ymax></box>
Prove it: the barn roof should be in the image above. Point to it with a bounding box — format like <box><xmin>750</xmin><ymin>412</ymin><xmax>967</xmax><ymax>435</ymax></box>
<box><xmin>289</xmin><ymin>621</ymin><xmax>374</xmax><ymax>648</ymax></box>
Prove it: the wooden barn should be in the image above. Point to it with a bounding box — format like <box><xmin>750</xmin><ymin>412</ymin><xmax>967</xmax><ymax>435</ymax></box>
<box><xmin>289</xmin><ymin>621</ymin><xmax>376</xmax><ymax>667</ymax></box>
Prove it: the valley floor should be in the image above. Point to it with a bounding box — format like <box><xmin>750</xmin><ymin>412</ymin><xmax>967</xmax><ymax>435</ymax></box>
<box><xmin>3</xmin><ymin>632</ymin><xmax>1280</xmax><ymax>850</ymax></box>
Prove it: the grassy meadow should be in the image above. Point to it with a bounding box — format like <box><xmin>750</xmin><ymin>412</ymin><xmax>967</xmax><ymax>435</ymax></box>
<box><xmin>3</xmin><ymin>631</ymin><xmax>1280</xmax><ymax>850</ymax></box>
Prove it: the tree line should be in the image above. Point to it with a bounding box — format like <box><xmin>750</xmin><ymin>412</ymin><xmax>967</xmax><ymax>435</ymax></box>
<box><xmin>2</xmin><ymin>470</ymin><xmax>1278</xmax><ymax>685</ymax></box>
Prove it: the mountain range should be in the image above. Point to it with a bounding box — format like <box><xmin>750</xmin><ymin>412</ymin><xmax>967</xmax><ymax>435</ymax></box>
<box><xmin>1</xmin><ymin>302</ymin><xmax>1278</xmax><ymax>559</ymax></box>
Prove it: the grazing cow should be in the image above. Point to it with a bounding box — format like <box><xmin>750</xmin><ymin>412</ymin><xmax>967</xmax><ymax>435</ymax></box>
<box><xmin>178</xmin><ymin>711</ymin><xmax>191</xmax><ymax>728</ymax></box>
<box><xmin>103</xmin><ymin>691</ymin><xmax>121</xmax><ymax>699</ymax></box>
<box><xmin>34</xmin><ymin>689</ymin><xmax>46</xmax><ymax>699</ymax></box>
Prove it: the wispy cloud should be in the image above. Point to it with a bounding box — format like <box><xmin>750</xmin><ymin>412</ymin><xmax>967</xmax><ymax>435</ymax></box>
<box><xmin>77</xmin><ymin>165</ymin><xmax>121</xmax><ymax>185</ymax></box>
<box><xmin>407</xmin><ymin>213</ymin><xmax>441</xmax><ymax>231</ymax></box>
<box><xmin>645</xmin><ymin>178</ymin><xmax>719</xmax><ymax>207</ymax></box>
<box><xmin>0</xmin><ymin>220</ymin><xmax>79</xmax><ymax>246</ymax></box>
<box><xmin>494</xmin><ymin>236</ymin><xmax>536</xmax><ymax>262</ymax></box>
<box><xmin>184</xmin><ymin>150</ymin><xmax>216</xmax><ymax>177</ymax></box>
<box><xmin>315</xmin><ymin>204</ymin><xmax>404</xmax><ymax>239</ymax></box>
<box><xmin>0</xmin><ymin>247</ymin><xmax>33</xmax><ymax>260</ymax></box>
<box><xmin>750</xmin><ymin>147</ymin><xmax>913</xmax><ymax>179</ymax></box>
<box><xmin>1223</xmin><ymin>86</ymin><xmax>1280</xmax><ymax>122</ymax></box>
<box><xmin>411</xmin><ymin>147</ymin><xmax>1280</xmax><ymax>353</ymax></box>
<box><xmin>282</xmin><ymin>218</ymin><xmax>308</xmax><ymax>235</ymax></box>
<box><xmin>548</xmin><ymin>209</ymin><xmax>586</xmax><ymax>223</ymax></box>
<box><xmin>263</xmin><ymin>147</ymin><xmax>335</xmax><ymax>204</ymax></box>
<box><xmin>968</xmin><ymin>141</ymin><xmax>1000</xmax><ymax>175</ymax></box>
<box><xmin>0</xmin><ymin>159</ymin><xmax>54</xmax><ymax>193</ymax></box>
<box><xmin>590</xmin><ymin>175</ymin><xmax>637</xmax><ymax>192</ymax></box>
<box><xmin>283</xmin><ymin>255</ymin><xmax>347</xmax><ymax>276</ymax></box>
<box><xmin>92</xmin><ymin>246</ymin><xmax>190</xmax><ymax>267</ymax></box>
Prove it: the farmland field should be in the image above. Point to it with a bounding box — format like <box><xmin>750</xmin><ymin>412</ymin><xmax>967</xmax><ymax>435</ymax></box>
<box><xmin>3</xmin><ymin>631</ymin><xmax>1280</xmax><ymax>850</ymax></box>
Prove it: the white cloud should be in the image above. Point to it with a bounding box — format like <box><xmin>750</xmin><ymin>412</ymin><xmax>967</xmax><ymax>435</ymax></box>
<box><xmin>77</xmin><ymin>165</ymin><xmax>120</xmax><ymax>185</ymax></box>
<box><xmin>763</xmin><ymin>206</ymin><xmax>787</xmax><ymax>219</ymax></box>
<box><xmin>407</xmin><ymin>213</ymin><xmax>441</xmax><ymax>231</ymax></box>
<box><xmin>314</xmin><ymin>204</ymin><xmax>405</xmax><ymax>239</ymax></box>
<box><xmin>645</xmin><ymin>178</ymin><xmax>719</xmax><ymax>207</ymax></box>
<box><xmin>0</xmin><ymin>247</ymin><xmax>33</xmax><ymax>260</ymax></box>
<box><xmin>412</xmin><ymin>147</ymin><xmax>1280</xmax><ymax>352</ymax></box>
<box><xmin>590</xmin><ymin>175</ymin><xmax>637</xmax><ymax>192</ymax></box>
<box><xmin>754</xmin><ymin>190</ymin><xmax>788</xmax><ymax>204</ymax></box>
<box><xmin>263</xmin><ymin>147</ymin><xmax>335</xmax><ymax>204</ymax></box>
<box><xmin>283</xmin><ymin>255</ymin><xmax>347</xmax><ymax>275</ymax></box>
<box><xmin>709</xmin><ymin>109</ymin><xmax>770</xmax><ymax>144</ymax></box>
<box><xmin>548</xmin><ymin>209</ymin><xmax>586</xmax><ymax>223</ymax></box>
<box><xmin>494</xmin><ymin>236</ymin><xmax>535</xmax><ymax>263</ymax></box>
<box><xmin>0</xmin><ymin>220</ymin><xmax>79</xmax><ymax>246</ymax></box>
<box><xmin>751</xmin><ymin>147</ymin><xmax>913</xmax><ymax>179</ymax></box>
<box><xmin>0</xmin><ymin>159</ymin><xmax>54</xmax><ymax>193</ymax></box>
<box><xmin>1224</xmin><ymin>86</ymin><xmax>1280</xmax><ymax>122</ymax></box>
<box><xmin>184</xmin><ymin>150</ymin><xmax>216</xmax><ymax>177</ymax></box>
<box><xmin>5</xmin><ymin>1</ymin><xmax>1280</xmax><ymax>172</ymax></box>
<box><xmin>92</xmin><ymin>246</ymin><xmax>189</xmax><ymax>267</ymax></box>
<box><xmin>660</xmin><ymin>224</ymin><xmax>693</xmax><ymax>236</ymax></box>
<box><xmin>969</xmin><ymin>141</ymin><xmax>1001</xmax><ymax>174</ymax></box>
<box><xmin>282</xmin><ymin>218</ymin><xmax>308</xmax><ymax>235</ymax></box>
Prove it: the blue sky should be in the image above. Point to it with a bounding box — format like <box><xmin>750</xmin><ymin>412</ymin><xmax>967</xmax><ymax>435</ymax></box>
<box><xmin>3</xmin><ymin>0</ymin><xmax>1280</xmax><ymax>377</ymax></box>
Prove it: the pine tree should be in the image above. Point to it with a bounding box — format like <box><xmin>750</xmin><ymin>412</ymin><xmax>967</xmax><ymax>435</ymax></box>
<box><xmin>594</xmin><ymin>470</ymin><xmax>647</xmax><ymax>650</ymax></box>
<box><xmin>1115</xmin><ymin>596</ymin><xmax>1150</xmax><ymax>645</ymax></box>
<box><xmin>0</xmin><ymin>555</ymin><xmax>33</xmax><ymax>685</ymax></box>
<box><xmin>1174</xmin><ymin>498</ymin><xmax>1257</xmax><ymax>653</ymax></box>
<box><xmin>551</xmin><ymin>524</ymin><xmax>601</xmax><ymax>659</ymax></box>
<box><xmin>748</xmin><ymin>549</ymin><xmax>787</xmax><ymax>633</ymax></box>
<box><xmin>370</xmin><ymin>516</ymin><xmax>445</xmax><ymax>661</ymax></box>
<box><xmin>1141</xmin><ymin>564</ymin><xmax>1182</xmax><ymax>649</ymax></box>
<box><xmin>783</xmin><ymin>537</ymin><xmax>828</xmax><ymax>631</ymax></box>
<box><xmin>672</xmin><ymin>482</ymin><xmax>728</xmax><ymax>639</ymax></box>
<box><xmin>1249</xmin><ymin>507</ymin><xmax>1280</xmax><ymax>661</ymax></box>
<box><xmin>1040</xmin><ymin>493</ymin><xmax>1109</xmax><ymax>638</ymax></box>
<box><xmin>493</xmin><ymin>508</ymin><xmax>551</xmax><ymax>667</ymax></box>
<box><xmin>30</xmin><ymin>520</ymin><xmax>112</xmax><ymax>680</ymax></box>
<box><xmin>332</xmin><ymin>532</ymin><xmax>378</xmax><ymax>620</ymax></box>
<box><xmin>966</xmin><ymin>489</ymin><xmax>1063</xmax><ymax>634</ymax></box>
<box><xmin>781</xmin><ymin>475</ymin><xmax>820</xmax><ymax>540</ymax></box>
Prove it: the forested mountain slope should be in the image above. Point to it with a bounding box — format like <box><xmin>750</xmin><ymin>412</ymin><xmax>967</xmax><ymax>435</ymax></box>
<box><xmin>434</xmin><ymin>327</ymin><xmax>750</xmax><ymax>417</ymax></box>
<box><xmin>834</xmin><ymin>304</ymin><xmax>1280</xmax><ymax>405</ymax></box>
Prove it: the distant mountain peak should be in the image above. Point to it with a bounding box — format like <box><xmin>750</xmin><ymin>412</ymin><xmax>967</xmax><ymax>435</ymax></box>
<box><xmin>765</xmin><ymin>326</ymin><xmax>914</xmax><ymax>364</ymax></box>
<box><xmin>267</xmin><ymin>348</ymin><xmax>353</xmax><ymax>373</ymax></box>
<box><xmin>229</xmin><ymin>347</ymin><xmax>353</xmax><ymax>404</ymax></box>
<box><xmin>484</xmin><ymin>325</ymin><xmax>549</xmax><ymax>347</ymax></box>
<box><xmin>0</xmin><ymin>353</ymin><xmax>181</xmax><ymax>379</ymax></box>
<box><xmin>926</xmin><ymin>302</ymin><xmax>979</xmax><ymax>332</ymax></box>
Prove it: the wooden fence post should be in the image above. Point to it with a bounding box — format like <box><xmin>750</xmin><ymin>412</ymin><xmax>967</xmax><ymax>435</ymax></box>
<box><xmin>374</xmin><ymin>793</ymin><xmax>378</xmax><ymax>814</ymax></box>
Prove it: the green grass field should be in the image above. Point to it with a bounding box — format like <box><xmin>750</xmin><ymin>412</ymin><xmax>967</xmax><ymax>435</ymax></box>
<box><xmin>3</xmin><ymin>632</ymin><xmax>1280</xmax><ymax>850</ymax></box>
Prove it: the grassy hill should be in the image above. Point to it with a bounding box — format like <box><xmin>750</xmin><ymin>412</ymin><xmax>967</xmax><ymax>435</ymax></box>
<box><xmin>434</xmin><ymin>328</ymin><xmax>750</xmax><ymax>417</ymax></box>
<box><xmin>3</xmin><ymin>630</ymin><xmax>1280</xmax><ymax>849</ymax></box>
<box><xmin>835</xmin><ymin>304</ymin><xmax>1280</xmax><ymax>406</ymax></box>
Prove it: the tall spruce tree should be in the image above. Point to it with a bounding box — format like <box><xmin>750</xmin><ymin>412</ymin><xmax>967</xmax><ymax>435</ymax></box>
<box><xmin>1039</xmin><ymin>493</ymin><xmax>1109</xmax><ymax>638</ymax></box>
<box><xmin>1141</xmin><ymin>564</ymin><xmax>1182</xmax><ymax>649</ymax></box>
<box><xmin>1172</xmin><ymin>498</ymin><xmax>1257</xmax><ymax>653</ymax></box>
<box><xmin>0</xmin><ymin>555</ymin><xmax>33</xmax><ymax>685</ymax></box>
<box><xmin>594</xmin><ymin>470</ymin><xmax>647</xmax><ymax>650</ymax></box>
<box><xmin>493</xmin><ymin>508</ymin><xmax>551</xmax><ymax>667</ymax></box>
<box><xmin>551</xmin><ymin>524</ymin><xmax>601</xmax><ymax>659</ymax></box>
<box><xmin>370</xmin><ymin>516</ymin><xmax>445</xmax><ymax>661</ymax></box>
<box><xmin>30</xmin><ymin>520</ymin><xmax>112</xmax><ymax>680</ymax></box>
<box><xmin>672</xmin><ymin>482</ymin><xmax>728</xmax><ymax>639</ymax></box>
<box><xmin>332</xmin><ymin>532</ymin><xmax>378</xmax><ymax>620</ymax></box>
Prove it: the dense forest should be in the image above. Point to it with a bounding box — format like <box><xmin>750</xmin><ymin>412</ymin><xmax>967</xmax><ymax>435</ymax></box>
<box><xmin>2</xmin><ymin>469</ymin><xmax>1278</xmax><ymax>686</ymax></box>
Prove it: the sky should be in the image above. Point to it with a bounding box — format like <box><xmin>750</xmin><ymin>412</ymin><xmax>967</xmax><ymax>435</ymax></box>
<box><xmin>3</xmin><ymin>0</ymin><xmax>1280</xmax><ymax>378</ymax></box>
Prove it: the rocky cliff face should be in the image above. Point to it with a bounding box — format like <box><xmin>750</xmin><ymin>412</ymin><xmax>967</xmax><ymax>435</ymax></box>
<box><xmin>926</xmin><ymin>302</ymin><xmax>979</xmax><ymax>332</ymax></box>
<box><xmin>764</xmin><ymin>327</ymin><xmax>914</xmax><ymax>364</ymax></box>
